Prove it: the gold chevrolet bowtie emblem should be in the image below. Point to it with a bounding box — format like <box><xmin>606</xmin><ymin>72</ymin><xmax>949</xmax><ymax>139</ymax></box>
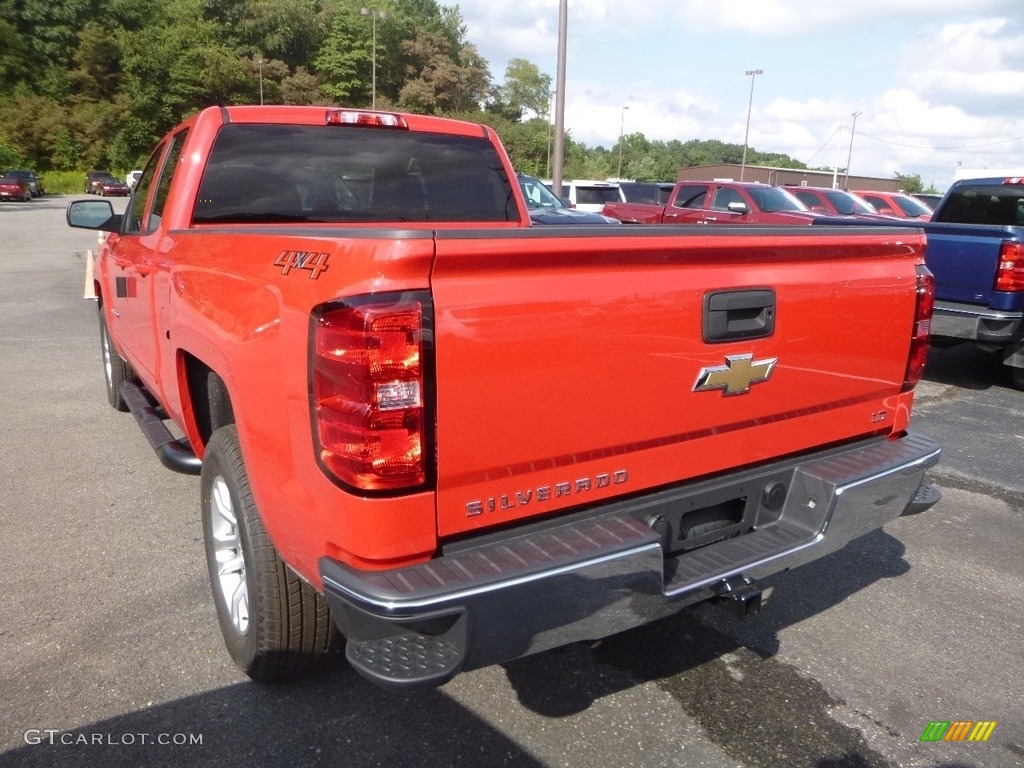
<box><xmin>694</xmin><ymin>354</ymin><xmax>777</xmax><ymax>395</ymax></box>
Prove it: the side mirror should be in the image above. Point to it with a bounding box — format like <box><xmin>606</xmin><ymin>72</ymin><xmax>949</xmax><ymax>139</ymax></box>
<box><xmin>727</xmin><ymin>201</ymin><xmax>750</xmax><ymax>214</ymax></box>
<box><xmin>67</xmin><ymin>199</ymin><xmax>122</xmax><ymax>232</ymax></box>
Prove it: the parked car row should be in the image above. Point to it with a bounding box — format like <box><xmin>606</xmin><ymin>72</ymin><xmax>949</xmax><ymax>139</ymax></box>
<box><xmin>84</xmin><ymin>169</ymin><xmax>132</xmax><ymax>196</ymax></box>
<box><xmin>538</xmin><ymin>177</ymin><xmax>938</xmax><ymax>227</ymax></box>
<box><xmin>0</xmin><ymin>169</ymin><xmax>45</xmax><ymax>199</ymax></box>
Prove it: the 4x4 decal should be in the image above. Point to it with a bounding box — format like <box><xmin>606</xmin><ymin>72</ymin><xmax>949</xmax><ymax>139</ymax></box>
<box><xmin>274</xmin><ymin>250</ymin><xmax>330</xmax><ymax>279</ymax></box>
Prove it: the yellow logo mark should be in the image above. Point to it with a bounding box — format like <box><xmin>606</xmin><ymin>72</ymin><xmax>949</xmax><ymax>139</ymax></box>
<box><xmin>694</xmin><ymin>354</ymin><xmax>777</xmax><ymax>396</ymax></box>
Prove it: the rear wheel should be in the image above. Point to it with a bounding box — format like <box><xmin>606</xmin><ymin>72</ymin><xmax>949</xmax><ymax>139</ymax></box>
<box><xmin>98</xmin><ymin>309</ymin><xmax>132</xmax><ymax>411</ymax></box>
<box><xmin>201</xmin><ymin>425</ymin><xmax>338</xmax><ymax>682</ymax></box>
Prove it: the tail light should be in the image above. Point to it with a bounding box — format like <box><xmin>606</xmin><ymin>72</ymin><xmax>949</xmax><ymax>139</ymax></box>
<box><xmin>994</xmin><ymin>241</ymin><xmax>1024</xmax><ymax>293</ymax></box>
<box><xmin>325</xmin><ymin>110</ymin><xmax>409</xmax><ymax>129</ymax></box>
<box><xmin>311</xmin><ymin>292</ymin><xmax>432</xmax><ymax>493</ymax></box>
<box><xmin>902</xmin><ymin>265</ymin><xmax>934</xmax><ymax>393</ymax></box>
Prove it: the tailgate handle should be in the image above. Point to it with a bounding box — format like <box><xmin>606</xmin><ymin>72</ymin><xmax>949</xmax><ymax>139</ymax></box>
<box><xmin>703</xmin><ymin>289</ymin><xmax>775</xmax><ymax>343</ymax></box>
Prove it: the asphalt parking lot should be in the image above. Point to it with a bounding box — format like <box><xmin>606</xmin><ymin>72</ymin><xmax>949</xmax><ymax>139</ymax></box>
<box><xmin>1</xmin><ymin>196</ymin><xmax>1022</xmax><ymax>768</ymax></box>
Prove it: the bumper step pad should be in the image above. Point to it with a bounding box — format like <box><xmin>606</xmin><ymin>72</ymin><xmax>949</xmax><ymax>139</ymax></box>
<box><xmin>346</xmin><ymin>632</ymin><xmax>464</xmax><ymax>689</ymax></box>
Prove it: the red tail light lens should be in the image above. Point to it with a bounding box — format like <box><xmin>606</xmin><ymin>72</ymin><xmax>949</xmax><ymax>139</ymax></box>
<box><xmin>311</xmin><ymin>293</ymin><xmax>432</xmax><ymax>493</ymax></box>
<box><xmin>994</xmin><ymin>241</ymin><xmax>1024</xmax><ymax>293</ymax></box>
<box><xmin>902</xmin><ymin>265</ymin><xmax>934</xmax><ymax>393</ymax></box>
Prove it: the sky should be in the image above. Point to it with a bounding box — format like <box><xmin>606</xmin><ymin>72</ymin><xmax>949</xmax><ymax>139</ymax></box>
<box><xmin>455</xmin><ymin>0</ymin><xmax>1024</xmax><ymax>191</ymax></box>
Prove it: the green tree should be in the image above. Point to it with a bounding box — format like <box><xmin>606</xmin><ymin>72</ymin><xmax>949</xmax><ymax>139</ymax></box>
<box><xmin>397</xmin><ymin>31</ymin><xmax>488</xmax><ymax>114</ymax></box>
<box><xmin>280</xmin><ymin>66</ymin><xmax>321</xmax><ymax>105</ymax></box>
<box><xmin>894</xmin><ymin>172</ymin><xmax>923</xmax><ymax>193</ymax></box>
<box><xmin>489</xmin><ymin>58</ymin><xmax>551</xmax><ymax>122</ymax></box>
<box><xmin>314</xmin><ymin>4</ymin><xmax>371</xmax><ymax>105</ymax></box>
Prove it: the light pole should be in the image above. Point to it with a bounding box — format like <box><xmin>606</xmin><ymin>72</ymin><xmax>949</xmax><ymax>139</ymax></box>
<box><xmin>551</xmin><ymin>0</ymin><xmax>568</xmax><ymax>197</ymax></box>
<box><xmin>616</xmin><ymin>105</ymin><xmax>629</xmax><ymax>179</ymax></box>
<box><xmin>740</xmin><ymin>69</ymin><xmax>762</xmax><ymax>182</ymax></box>
<box><xmin>844</xmin><ymin>111</ymin><xmax>862</xmax><ymax>189</ymax></box>
<box><xmin>361</xmin><ymin>8</ymin><xmax>387</xmax><ymax>109</ymax></box>
<box><xmin>257</xmin><ymin>57</ymin><xmax>265</xmax><ymax>105</ymax></box>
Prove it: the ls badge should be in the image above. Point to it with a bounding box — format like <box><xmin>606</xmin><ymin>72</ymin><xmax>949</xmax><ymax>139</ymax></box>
<box><xmin>694</xmin><ymin>354</ymin><xmax>777</xmax><ymax>396</ymax></box>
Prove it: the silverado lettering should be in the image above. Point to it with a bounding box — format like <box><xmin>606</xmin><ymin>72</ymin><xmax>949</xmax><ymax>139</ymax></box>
<box><xmin>69</xmin><ymin>105</ymin><xmax>941</xmax><ymax>691</ymax></box>
<box><xmin>465</xmin><ymin>470</ymin><xmax>630</xmax><ymax>516</ymax></box>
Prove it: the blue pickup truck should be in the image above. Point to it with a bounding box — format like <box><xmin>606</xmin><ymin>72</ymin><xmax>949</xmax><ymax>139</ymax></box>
<box><xmin>818</xmin><ymin>177</ymin><xmax>1024</xmax><ymax>389</ymax></box>
<box><xmin>924</xmin><ymin>177</ymin><xmax>1024</xmax><ymax>389</ymax></box>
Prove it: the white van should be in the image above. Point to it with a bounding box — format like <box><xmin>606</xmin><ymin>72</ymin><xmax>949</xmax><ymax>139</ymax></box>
<box><xmin>126</xmin><ymin>170</ymin><xmax>144</xmax><ymax>189</ymax></box>
<box><xmin>542</xmin><ymin>179</ymin><xmax>625</xmax><ymax>213</ymax></box>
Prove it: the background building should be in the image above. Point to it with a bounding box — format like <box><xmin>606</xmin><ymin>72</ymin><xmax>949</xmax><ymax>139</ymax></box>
<box><xmin>675</xmin><ymin>164</ymin><xmax>899</xmax><ymax>192</ymax></box>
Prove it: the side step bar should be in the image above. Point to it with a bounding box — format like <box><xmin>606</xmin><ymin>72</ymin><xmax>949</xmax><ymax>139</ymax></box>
<box><xmin>120</xmin><ymin>380</ymin><xmax>202</xmax><ymax>475</ymax></box>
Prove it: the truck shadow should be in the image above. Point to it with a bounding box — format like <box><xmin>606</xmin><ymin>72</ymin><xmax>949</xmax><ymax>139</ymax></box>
<box><xmin>2</xmin><ymin>667</ymin><xmax>546</xmax><ymax>768</ymax></box>
<box><xmin>503</xmin><ymin>528</ymin><xmax>909</xmax><ymax>717</ymax></box>
<box><xmin>923</xmin><ymin>342</ymin><xmax>1010</xmax><ymax>391</ymax></box>
<box><xmin>501</xmin><ymin>530</ymin><xmax>925</xmax><ymax>767</ymax></box>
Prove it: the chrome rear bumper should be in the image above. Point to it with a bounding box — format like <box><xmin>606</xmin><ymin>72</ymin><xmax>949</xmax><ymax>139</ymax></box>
<box><xmin>321</xmin><ymin>431</ymin><xmax>940</xmax><ymax>688</ymax></box>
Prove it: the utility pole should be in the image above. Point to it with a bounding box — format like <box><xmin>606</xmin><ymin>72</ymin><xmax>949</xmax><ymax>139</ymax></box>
<box><xmin>844</xmin><ymin>111</ymin><xmax>862</xmax><ymax>189</ymax></box>
<box><xmin>361</xmin><ymin>8</ymin><xmax>387</xmax><ymax>109</ymax></box>
<box><xmin>552</xmin><ymin>0</ymin><xmax>568</xmax><ymax>197</ymax></box>
<box><xmin>740</xmin><ymin>69</ymin><xmax>762</xmax><ymax>182</ymax></box>
<box><xmin>616</xmin><ymin>106</ymin><xmax>629</xmax><ymax>179</ymax></box>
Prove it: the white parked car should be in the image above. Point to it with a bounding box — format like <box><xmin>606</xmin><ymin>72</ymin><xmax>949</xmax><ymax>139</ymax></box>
<box><xmin>126</xmin><ymin>169</ymin><xmax>144</xmax><ymax>189</ymax></box>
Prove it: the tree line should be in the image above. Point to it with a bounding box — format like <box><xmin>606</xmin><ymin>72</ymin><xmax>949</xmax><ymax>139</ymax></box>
<box><xmin>0</xmin><ymin>0</ymin><xmax>922</xmax><ymax>191</ymax></box>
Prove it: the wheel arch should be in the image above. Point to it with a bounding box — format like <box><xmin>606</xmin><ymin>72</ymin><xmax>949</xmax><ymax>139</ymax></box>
<box><xmin>179</xmin><ymin>352</ymin><xmax>236</xmax><ymax>454</ymax></box>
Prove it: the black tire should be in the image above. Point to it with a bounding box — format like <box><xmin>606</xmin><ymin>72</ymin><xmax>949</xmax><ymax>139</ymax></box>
<box><xmin>201</xmin><ymin>425</ymin><xmax>338</xmax><ymax>683</ymax></box>
<box><xmin>98</xmin><ymin>309</ymin><xmax>132</xmax><ymax>411</ymax></box>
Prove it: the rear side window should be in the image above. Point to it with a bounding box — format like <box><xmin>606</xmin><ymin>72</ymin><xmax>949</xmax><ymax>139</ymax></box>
<box><xmin>193</xmin><ymin>124</ymin><xmax>516</xmax><ymax>224</ymax></box>
<box><xmin>672</xmin><ymin>184</ymin><xmax>708</xmax><ymax>209</ymax></box>
<box><xmin>935</xmin><ymin>185</ymin><xmax>1024</xmax><ymax>226</ymax></box>
<box><xmin>574</xmin><ymin>186</ymin><xmax>623</xmax><ymax>206</ymax></box>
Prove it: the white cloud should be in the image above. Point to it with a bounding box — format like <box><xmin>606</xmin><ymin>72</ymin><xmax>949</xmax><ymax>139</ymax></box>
<box><xmin>455</xmin><ymin>1</ymin><xmax>1024</xmax><ymax>189</ymax></box>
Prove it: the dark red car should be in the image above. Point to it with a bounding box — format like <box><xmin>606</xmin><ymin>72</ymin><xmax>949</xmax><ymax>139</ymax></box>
<box><xmin>0</xmin><ymin>174</ymin><xmax>32</xmax><ymax>201</ymax></box>
<box><xmin>94</xmin><ymin>176</ymin><xmax>131</xmax><ymax>196</ymax></box>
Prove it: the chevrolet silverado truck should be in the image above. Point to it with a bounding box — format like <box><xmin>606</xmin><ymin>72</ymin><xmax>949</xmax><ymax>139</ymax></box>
<box><xmin>601</xmin><ymin>180</ymin><xmax>822</xmax><ymax>225</ymax></box>
<box><xmin>68</xmin><ymin>105</ymin><xmax>940</xmax><ymax>689</ymax></box>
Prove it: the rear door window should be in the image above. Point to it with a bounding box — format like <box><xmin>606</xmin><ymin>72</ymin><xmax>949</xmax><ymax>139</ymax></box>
<box><xmin>671</xmin><ymin>184</ymin><xmax>709</xmax><ymax>209</ymax></box>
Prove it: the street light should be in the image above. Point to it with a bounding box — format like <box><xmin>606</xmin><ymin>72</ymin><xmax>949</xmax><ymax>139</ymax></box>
<box><xmin>257</xmin><ymin>57</ymin><xmax>265</xmax><ymax>105</ymax></box>
<box><xmin>740</xmin><ymin>69</ymin><xmax>762</xmax><ymax>181</ymax></box>
<box><xmin>616</xmin><ymin>105</ymin><xmax>629</xmax><ymax>179</ymax></box>
<box><xmin>844</xmin><ymin>111</ymin><xmax>862</xmax><ymax>189</ymax></box>
<box><xmin>551</xmin><ymin>0</ymin><xmax>568</xmax><ymax>197</ymax></box>
<box><xmin>361</xmin><ymin>7</ymin><xmax>387</xmax><ymax>110</ymax></box>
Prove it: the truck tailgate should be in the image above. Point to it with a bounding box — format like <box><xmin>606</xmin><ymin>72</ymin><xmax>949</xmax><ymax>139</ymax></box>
<box><xmin>919</xmin><ymin>221</ymin><xmax>1005</xmax><ymax>305</ymax></box>
<box><xmin>430</xmin><ymin>226</ymin><xmax>924</xmax><ymax>537</ymax></box>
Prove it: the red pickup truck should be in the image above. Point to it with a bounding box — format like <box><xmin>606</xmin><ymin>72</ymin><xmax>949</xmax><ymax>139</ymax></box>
<box><xmin>68</xmin><ymin>105</ymin><xmax>940</xmax><ymax>689</ymax></box>
<box><xmin>602</xmin><ymin>180</ymin><xmax>823</xmax><ymax>225</ymax></box>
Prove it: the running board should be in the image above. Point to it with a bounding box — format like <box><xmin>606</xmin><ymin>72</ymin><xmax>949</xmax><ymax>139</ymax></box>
<box><xmin>120</xmin><ymin>380</ymin><xmax>202</xmax><ymax>475</ymax></box>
